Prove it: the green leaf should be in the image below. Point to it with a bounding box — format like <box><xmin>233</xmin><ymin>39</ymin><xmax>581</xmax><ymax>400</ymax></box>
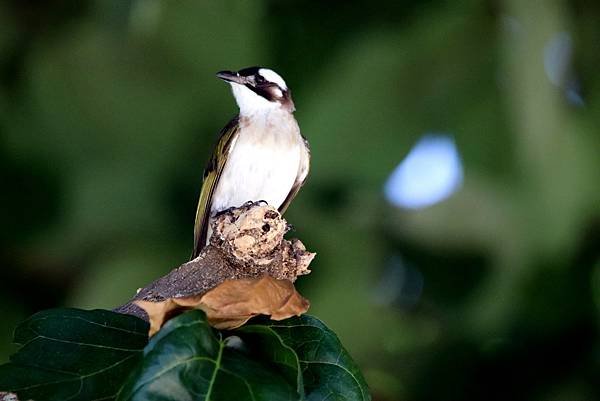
<box><xmin>0</xmin><ymin>308</ymin><xmax>149</xmax><ymax>401</ymax></box>
<box><xmin>247</xmin><ymin>316</ymin><xmax>371</xmax><ymax>401</ymax></box>
<box><xmin>0</xmin><ymin>309</ymin><xmax>368</xmax><ymax>401</ymax></box>
<box><xmin>235</xmin><ymin>325</ymin><xmax>304</xmax><ymax>397</ymax></box>
<box><xmin>116</xmin><ymin>310</ymin><xmax>299</xmax><ymax>401</ymax></box>
<box><xmin>119</xmin><ymin>310</ymin><xmax>369</xmax><ymax>401</ymax></box>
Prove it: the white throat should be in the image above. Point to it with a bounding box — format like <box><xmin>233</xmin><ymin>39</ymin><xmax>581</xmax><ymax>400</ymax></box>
<box><xmin>230</xmin><ymin>83</ymin><xmax>281</xmax><ymax>117</ymax></box>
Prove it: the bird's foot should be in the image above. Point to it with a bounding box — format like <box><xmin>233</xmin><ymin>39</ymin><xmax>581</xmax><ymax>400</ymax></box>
<box><xmin>243</xmin><ymin>200</ymin><xmax>269</xmax><ymax>207</ymax></box>
<box><xmin>215</xmin><ymin>201</ymin><xmax>270</xmax><ymax>218</ymax></box>
<box><xmin>214</xmin><ymin>206</ymin><xmax>237</xmax><ymax>217</ymax></box>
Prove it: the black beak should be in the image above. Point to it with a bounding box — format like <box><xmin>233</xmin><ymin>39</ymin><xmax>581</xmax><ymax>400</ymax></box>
<box><xmin>216</xmin><ymin>70</ymin><xmax>246</xmax><ymax>84</ymax></box>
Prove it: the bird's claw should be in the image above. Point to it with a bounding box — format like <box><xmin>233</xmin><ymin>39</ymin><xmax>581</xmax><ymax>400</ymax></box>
<box><xmin>214</xmin><ymin>206</ymin><xmax>237</xmax><ymax>217</ymax></box>
<box><xmin>216</xmin><ymin>201</ymin><xmax>270</xmax><ymax>217</ymax></box>
<box><xmin>243</xmin><ymin>200</ymin><xmax>269</xmax><ymax>207</ymax></box>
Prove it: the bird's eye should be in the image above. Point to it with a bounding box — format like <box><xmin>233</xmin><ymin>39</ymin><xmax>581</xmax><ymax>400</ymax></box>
<box><xmin>255</xmin><ymin>75</ymin><xmax>266</xmax><ymax>84</ymax></box>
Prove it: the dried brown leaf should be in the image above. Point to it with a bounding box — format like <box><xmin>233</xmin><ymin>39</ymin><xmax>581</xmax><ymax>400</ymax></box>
<box><xmin>135</xmin><ymin>295</ymin><xmax>202</xmax><ymax>336</ymax></box>
<box><xmin>135</xmin><ymin>276</ymin><xmax>309</xmax><ymax>335</ymax></box>
<box><xmin>199</xmin><ymin>275</ymin><xmax>310</xmax><ymax>329</ymax></box>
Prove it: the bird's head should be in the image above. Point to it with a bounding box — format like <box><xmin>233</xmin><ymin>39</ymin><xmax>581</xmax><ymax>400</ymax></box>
<box><xmin>217</xmin><ymin>67</ymin><xmax>295</xmax><ymax>116</ymax></box>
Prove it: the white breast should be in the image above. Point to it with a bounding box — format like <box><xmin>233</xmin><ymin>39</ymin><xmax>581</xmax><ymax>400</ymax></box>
<box><xmin>210</xmin><ymin>112</ymin><xmax>302</xmax><ymax>214</ymax></box>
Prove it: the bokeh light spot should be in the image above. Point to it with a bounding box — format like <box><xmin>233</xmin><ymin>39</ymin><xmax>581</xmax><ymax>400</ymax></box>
<box><xmin>544</xmin><ymin>31</ymin><xmax>572</xmax><ymax>87</ymax></box>
<box><xmin>384</xmin><ymin>134</ymin><xmax>463</xmax><ymax>209</ymax></box>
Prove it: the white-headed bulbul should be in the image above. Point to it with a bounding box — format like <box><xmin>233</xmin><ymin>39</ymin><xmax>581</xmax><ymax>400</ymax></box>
<box><xmin>191</xmin><ymin>67</ymin><xmax>310</xmax><ymax>259</ymax></box>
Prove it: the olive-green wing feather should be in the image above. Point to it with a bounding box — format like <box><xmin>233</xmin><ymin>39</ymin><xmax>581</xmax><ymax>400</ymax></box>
<box><xmin>191</xmin><ymin>116</ymin><xmax>240</xmax><ymax>259</ymax></box>
<box><xmin>279</xmin><ymin>134</ymin><xmax>311</xmax><ymax>214</ymax></box>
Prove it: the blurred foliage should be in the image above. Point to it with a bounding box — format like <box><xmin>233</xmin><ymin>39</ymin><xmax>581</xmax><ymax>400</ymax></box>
<box><xmin>0</xmin><ymin>0</ymin><xmax>598</xmax><ymax>400</ymax></box>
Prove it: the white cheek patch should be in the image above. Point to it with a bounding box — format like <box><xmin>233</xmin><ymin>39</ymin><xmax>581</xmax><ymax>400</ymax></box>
<box><xmin>231</xmin><ymin>83</ymin><xmax>279</xmax><ymax>116</ymax></box>
<box><xmin>259</xmin><ymin>68</ymin><xmax>287</xmax><ymax>90</ymax></box>
<box><xmin>272</xmin><ymin>87</ymin><xmax>283</xmax><ymax>98</ymax></box>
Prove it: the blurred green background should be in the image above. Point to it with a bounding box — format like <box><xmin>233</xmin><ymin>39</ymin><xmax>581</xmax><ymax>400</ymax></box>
<box><xmin>1</xmin><ymin>1</ymin><xmax>599</xmax><ymax>400</ymax></box>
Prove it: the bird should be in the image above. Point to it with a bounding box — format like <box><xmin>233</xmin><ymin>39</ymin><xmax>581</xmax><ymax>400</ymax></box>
<box><xmin>191</xmin><ymin>66</ymin><xmax>310</xmax><ymax>259</ymax></box>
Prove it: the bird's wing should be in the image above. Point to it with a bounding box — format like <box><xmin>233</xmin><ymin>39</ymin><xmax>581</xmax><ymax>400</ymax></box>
<box><xmin>191</xmin><ymin>116</ymin><xmax>240</xmax><ymax>259</ymax></box>
<box><xmin>279</xmin><ymin>134</ymin><xmax>311</xmax><ymax>214</ymax></box>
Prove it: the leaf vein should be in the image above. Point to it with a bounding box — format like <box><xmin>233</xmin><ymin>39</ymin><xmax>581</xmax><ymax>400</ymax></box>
<box><xmin>205</xmin><ymin>338</ymin><xmax>224</xmax><ymax>401</ymax></box>
<box><xmin>299</xmin><ymin>360</ymin><xmax>367</xmax><ymax>401</ymax></box>
<box><xmin>126</xmin><ymin>355</ymin><xmax>216</xmax><ymax>400</ymax></box>
<box><xmin>8</xmin><ymin>354</ymin><xmax>138</xmax><ymax>393</ymax></box>
<box><xmin>23</xmin><ymin>335</ymin><xmax>142</xmax><ymax>352</ymax></box>
<box><xmin>27</xmin><ymin>315</ymin><xmax>146</xmax><ymax>337</ymax></box>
